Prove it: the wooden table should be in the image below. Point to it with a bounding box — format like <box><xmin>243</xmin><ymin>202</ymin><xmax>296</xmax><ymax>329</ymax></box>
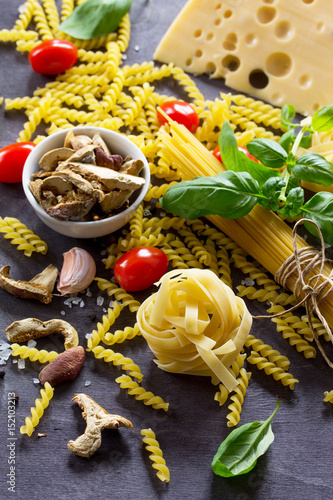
<box><xmin>0</xmin><ymin>2</ymin><xmax>332</xmax><ymax>499</ymax></box>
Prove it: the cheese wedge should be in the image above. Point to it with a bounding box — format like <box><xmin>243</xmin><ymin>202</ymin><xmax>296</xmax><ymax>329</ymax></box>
<box><xmin>154</xmin><ymin>0</ymin><xmax>333</xmax><ymax>115</ymax></box>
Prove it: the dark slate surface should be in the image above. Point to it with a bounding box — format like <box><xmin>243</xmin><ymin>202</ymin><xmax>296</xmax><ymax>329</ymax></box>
<box><xmin>0</xmin><ymin>2</ymin><xmax>332</xmax><ymax>500</ymax></box>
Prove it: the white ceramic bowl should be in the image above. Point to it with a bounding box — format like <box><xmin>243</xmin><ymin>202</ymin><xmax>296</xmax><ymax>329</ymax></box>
<box><xmin>22</xmin><ymin>126</ymin><xmax>150</xmax><ymax>238</ymax></box>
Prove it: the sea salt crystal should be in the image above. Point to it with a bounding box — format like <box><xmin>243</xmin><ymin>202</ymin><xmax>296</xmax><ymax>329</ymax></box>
<box><xmin>109</xmin><ymin>299</ymin><xmax>114</xmax><ymax>308</ymax></box>
<box><xmin>33</xmin><ymin>378</ymin><xmax>40</xmax><ymax>384</ymax></box>
<box><xmin>60</xmin><ymin>310</ymin><xmax>66</xmax><ymax>316</ymax></box>
<box><xmin>86</xmin><ymin>288</ymin><xmax>92</xmax><ymax>297</ymax></box>
<box><xmin>96</xmin><ymin>296</ymin><xmax>104</xmax><ymax>307</ymax></box>
<box><xmin>0</xmin><ymin>340</ymin><xmax>11</xmax><ymax>351</ymax></box>
<box><xmin>80</xmin><ymin>300</ymin><xmax>85</xmax><ymax>308</ymax></box>
<box><xmin>18</xmin><ymin>4</ymin><xmax>26</xmax><ymax>14</ymax></box>
<box><xmin>12</xmin><ymin>359</ymin><xmax>17</xmax><ymax>364</ymax></box>
<box><xmin>85</xmin><ymin>333</ymin><xmax>93</xmax><ymax>339</ymax></box>
<box><xmin>84</xmin><ymin>380</ymin><xmax>91</xmax><ymax>387</ymax></box>
<box><xmin>27</xmin><ymin>340</ymin><xmax>37</xmax><ymax>348</ymax></box>
<box><xmin>121</xmin><ymin>54</ymin><xmax>127</xmax><ymax>60</ymax></box>
<box><xmin>18</xmin><ymin>359</ymin><xmax>25</xmax><ymax>370</ymax></box>
<box><xmin>244</xmin><ymin>277</ymin><xmax>255</xmax><ymax>286</ymax></box>
<box><xmin>134</xmin><ymin>45</ymin><xmax>140</xmax><ymax>51</ymax></box>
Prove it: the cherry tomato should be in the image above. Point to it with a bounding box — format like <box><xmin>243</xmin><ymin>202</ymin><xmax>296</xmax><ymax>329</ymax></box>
<box><xmin>114</xmin><ymin>247</ymin><xmax>169</xmax><ymax>292</ymax></box>
<box><xmin>157</xmin><ymin>100</ymin><xmax>200</xmax><ymax>133</ymax></box>
<box><xmin>29</xmin><ymin>39</ymin><xmax>78</xmax><ymax>75</ymax></box>
<box><xmin>0</xmin><ymin>142</ymin><xmax>35</xmax><ymax>183</ymax></box>
<box><xmin>212</xmin><ymin>145</ymin><xmax>259</xmax><ymax>164</ymax></box>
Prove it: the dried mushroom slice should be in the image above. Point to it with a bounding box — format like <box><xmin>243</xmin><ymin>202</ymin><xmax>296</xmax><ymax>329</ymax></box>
<box><xmin>39</xmin><ymin>147</ymin><xmax>75</xmax><ymax>171</ymax></box>
<box><xmin>92</xmin><ymin>133</ymin><xmax>111</xmax><ymax>155</ymax></box>
<box><xmin>45</xmin><ymin>195</ymin><xmax>97</xmax><ymax>220</ymax></box>
<box><xmin>63</xmin><ymin>163</ymin><xmax>145</xmax><ymax>191</ymax></box>
<box><xmin>69</xmin><ymin>134</ymin><xmax>93</xmax><ymax>150</ymax></box>
<box><xmin>118</xmin><ymin>159</ymin><xmax>144</xmax><ymax>176</ymax></box>
<box><xmin>56</xmin><ymin>170</ymin><xmax>94</xmax><ymax>194</ymax></box>
<box><xmin>40</xmin><ymin>175</ymin><xmax>73</xmax><ymax>195</ymax></box>
<box><xmin>99</xmin><ymin>189</ymin><xmax>132</xmax><ymax>212</ymax></box>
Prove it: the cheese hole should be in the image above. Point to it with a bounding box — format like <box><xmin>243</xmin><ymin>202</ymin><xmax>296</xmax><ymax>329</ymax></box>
<box><xmin>313</xmin><ymin>103</ymin><xmax>320</xmax><ymax>111</ymax></box>
<box><xmin>299</xmin><ymin>74</ymin><xmax>312</xmax><ymax>88</ymax></box>
<box><xmin>215</xmin><ymin>2</ymin><xmax>222</xmax><ymax>9</ymax></box>
<box><xmin>249</xmin><ymin>69</ymin><xmax>269</xmax><ymax>89</ymax></box>
<box><xmin>263</xmin><ymin>0</ymin><xmax>276</xmax><ymax>3</ymax></box>
<box><xmin>245</xmin><ymin>33</ymin><xmax>257</xmax><ymax>46</ymax></box>
<box><xmin>317</xmin><ymin>21</ymin><xmax>325</xmax><ymax>32</ymax></box>
<box><xmin>266</xmin><ymin>52</ymin><xmax>292</xmax><ymax>77</ymax></box>
<box><xmin>222</xmin><ymin>55</ymin><xmax>240</xmax><ymax>72</ymax></box>
<box><xmin>223</xmin><ymin>33</ymin><xmax>238</xmax><ymax>51</ymax></box>
<box><xmin>194</xmin><ymin>29</ymin><xmax>202</xmax><ymax>38</ymax></box>
<box><xmin>195</xmin><ymin>49</ymin><xmax>203</xmax><ymax>58</ymax></box>
<box><xmin>214</xmin><ymin>17</ymin><xmax>222</xmax><ymax>26</ymax></box>
<box><xmin>271</xmin><ymin>93</ymin><xmax>283</xmax><ymax>105</ymax></box>
<box><xmin>185</xmin><ymin>58</ymin><xmax>192</xmax><ymax>67</ymax></box>
<box><xmin>206</xmin><ymin>32</ymin><xmax>214</xmax><ymax>41</ymax></box>
<box><xmin>206</xmin><ymin>62</ymin><xmax>217</xmax><ymax>75</ymax></box>
<box><xmin>257</xmin><ymin>7</ymin><xmax>277</xmax><ymax>24</ymax></box>
<box><xmin>302</xmin><ymin>0</ymin><xmax>315</xmax><ymax>3</ymax></box>
<box><xmin>275</xmin><ymin>21</ymin><xmax>293</xmax><ymax>40</ymax></box>
<box><xmin>224</xmin><ymin>10</ymin><xmax>233</xmax><ymax>18</ymax></box>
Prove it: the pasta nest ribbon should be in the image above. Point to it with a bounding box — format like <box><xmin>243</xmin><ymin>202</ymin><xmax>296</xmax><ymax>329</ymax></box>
<box><xmin>137</xmin><ymin>269</ymin><xmax>252</xmax><ymax>391</ymax></box>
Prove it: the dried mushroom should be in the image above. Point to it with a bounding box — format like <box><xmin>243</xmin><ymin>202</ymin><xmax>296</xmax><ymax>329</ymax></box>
<box><xmin>0</xmin><ymin>264</ymin><xmax>58</xmax><ymax>304</ymax></box>
<box><xmin>29</xmin><ymin>130</ymin><xmax>146</xmax><ymax>221</ymax></box>
<box><xmin>67</xmin><ymin>393</ymin><xmax>133</xmax><ymax>458</ymax></box>
<box><xmin>6</xmin><ymin>318</ymin><xmax>79</xmax><ymax>350</ymax></box>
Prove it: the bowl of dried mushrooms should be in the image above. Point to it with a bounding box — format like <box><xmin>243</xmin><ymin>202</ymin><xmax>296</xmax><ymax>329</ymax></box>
<box><xmin>22</xmin><ymin>126</ymin><xmax>150</xmax><ymax>238</ymax></box>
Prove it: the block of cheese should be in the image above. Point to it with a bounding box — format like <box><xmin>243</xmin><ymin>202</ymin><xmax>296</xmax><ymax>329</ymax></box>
<box><xmin>154</xmin><ymin>0</ymin><xmax>333</xmax><ymax>116</ymax></box>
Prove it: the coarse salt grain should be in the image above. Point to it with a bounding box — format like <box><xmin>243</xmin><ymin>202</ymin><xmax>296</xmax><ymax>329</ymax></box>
<box><xmin>244</xmin><ymin>277</ymin><xmax>255</xmax><ymax>286</ymax></box>
<box><xmin>96</xmin><ymin>296</ymin><xmax>104</xmax><ymax>306</ymax></box>
<box><xmin>60</xmin><ymin>310</ymin><xmax>66</xmax><ymax>316</ymax></box>
<box><xmin>33</xmin><ymin>378</ymin><xmax>40</xmax><ymax>384</ymax></box>
<box><xmin>85</xmin><ymin>333</ymin><xmax>93</xmax><ymax>339</ymax></box>
<box><xmin>18</xmin><ymin>359</ymin><xmax>25</xmax><ymax>370</ymax></box>
<box><xmin>84</xmin><ymin>380</ymin><xmax>91</xmax><ymax>387</ymax></box>
<box><xmin>86</xmin><ymin>288</ymin><xmax>92</xmax><ymax>297</ymax></box>
<box><xmin>27</xmin><ymin>340</ymin><xmax>37</xmax><ymax>348</ymax></box>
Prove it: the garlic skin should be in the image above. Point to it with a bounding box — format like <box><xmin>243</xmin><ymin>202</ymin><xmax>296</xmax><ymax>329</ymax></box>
<box><xmin>57</xmin><ymin>247</ymin><xmax>96</xmax><ymax>295</ymax></box>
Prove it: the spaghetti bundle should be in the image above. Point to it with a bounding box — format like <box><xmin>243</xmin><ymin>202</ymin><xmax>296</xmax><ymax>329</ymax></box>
<box><xmin>158</xmin><ymin>121</ymin><xmax>333</xmax><ymax>331</ymax></box>
<box><xmin>137</xmin><ymin>269</ymin><xmax>252</xmax><ymax>391</ymax></box>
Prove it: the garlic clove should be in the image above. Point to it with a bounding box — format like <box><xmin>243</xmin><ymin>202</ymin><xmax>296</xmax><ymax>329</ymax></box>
<box><xmin>57</xmin><ymin>247</ymin><xmax>96</xmax><ymax>295</ymax></box>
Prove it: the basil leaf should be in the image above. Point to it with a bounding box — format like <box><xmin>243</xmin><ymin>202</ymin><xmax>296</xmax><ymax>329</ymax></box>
<box><xmin>281</xmin><ymin>104</ymin><xmax>296</xmax><ymax>129</ymax></box>
<box><xmin>301</xmin><ymin>192</ymin><xmax>333</xmax><ymax>245</ymax></box>
<box><xmin>299</xmin><ymin>134</ymin><xmax>312</xmax><ymax>149</ymax></box>
<box><xmin>279</xmin><ymin>129</ymin><xmax>294</xmax><ymax>153</ymax></box>
<box><xmin>259</xmin><ymin>177</ymin><xmax>285</xmax><ymax>211</ymax></box>
<box><xmin>59</xmin><ymin>0</ymin><xmax>132</xmax><ymax>40</ymax></box>
<box><xmin>279</xmin><ymin>187</ymin><xmax>304</xmax><ymax>218</ymax></box>
<box><xmin>219</xmin><ymin>123</ymin><xmax>280</xmax><ymax>186</ymax></box>
<box><xmin>293</xmin><ymin>153</ymin><xmax>333</xmax><ymax>186</ymax></box>
<box><xmin>211</xmin><ymin>400</ymin><xmax>280</xmax><ymax>477</ymax></box>
<box><xmin>312</xmin><ymin>105</ymin><xmax>333</xmax><ymax>132</ymax></box>
<box><xmin>246</xmin><ymin>138</ymin><xmax>288</xmax><ymax>169</ymax></box>
<box><xmin>160</xmin><ymin>171</ymin><xmax>260</xmax><ymax>220</ymax></box>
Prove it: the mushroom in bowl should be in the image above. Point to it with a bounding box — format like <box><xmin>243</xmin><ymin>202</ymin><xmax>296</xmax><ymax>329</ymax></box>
<box><xmin>22</xmin><ymin>127</ymin><xmax>150</xmax><ymax>238</ymax></box>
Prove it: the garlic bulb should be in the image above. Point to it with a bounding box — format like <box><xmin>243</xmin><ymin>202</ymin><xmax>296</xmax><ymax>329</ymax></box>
<box><xmin>57</xmin><ymin>247</ymin><xmax>96</xmax><ymax>295</ymax></box>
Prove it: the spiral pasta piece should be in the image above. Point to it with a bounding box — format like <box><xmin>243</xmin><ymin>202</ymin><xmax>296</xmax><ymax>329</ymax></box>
<box><xmin>141</xmin><ymin>428</ymin><xmax>170</xmax><ymax>483</ymax></box>
<box><xmin>86</xmin><ymin>302</ymin><xmax>124</xmax><ymax>350</ymax></box>
<box><xmin>116</xmin><ymin>375</ymin><xmax>169</xmax><ymax>411</ymax></box>
<box><xmin>95</xmin><ymin>279</ymin><xmax>141</xmax><ymax>312</ymax></box>
<box><xmin>11</xmin><ymin>343</ymin><xmax>58</xmax><ymax>364</ymax></box>
<box><xmin>0</xmin><ymin>217</ymin><xmax>48</xmax><ymax>256</ymax></box>
<box><xmin>323</xmin><ymin>390</ymin><xmax>333</xmax><ymax>403</ymax></box>
<box><xmin>102</xmin><ymin>323</ymin><xmax>142</xmax><ymax>346</ymax></box>
<box><xmin>226</xmin><ymin>368</ymin><xmax>251</xmax><ymax>427</ymax></box>
<box><xmin>245</xmin><ymin>334</ymin><xmax>290</xmax><ymax>371</ymax></box>
<box><xmin>20</xmin><ymin>383</ymin><xmax>54</xmax><ymax>436</ymax></box>
<box><xmin>247</xmin><ymin>351</ymin><xmax>298</xmax><ymax>390</ymax></box>
<box><xmin>92</xmin><ymin>345</ymin><xmax>143</xmax><ymax>382</ymax></box>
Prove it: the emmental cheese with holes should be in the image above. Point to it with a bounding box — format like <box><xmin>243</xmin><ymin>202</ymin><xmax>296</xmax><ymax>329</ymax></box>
<box><xmin>154</xmin><ymin>0</ymin><xmax>333</xmax><ymax>116</ymax></box>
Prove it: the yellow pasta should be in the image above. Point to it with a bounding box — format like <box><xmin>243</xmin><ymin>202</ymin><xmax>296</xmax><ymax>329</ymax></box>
<box><xmin>116</xmin><ymin>375</ymin><xmax>169</xmax><ymax>411</ymax></box>
<box><xmin>95</xmin><ymin>279</ymin><xmax>141</xmax><ymax>312</ymax></box>
<box><xmin>20</xmin><ymin>382</ymin><xmax>54</xmax><ymax>436</ymax></box>
<box><xmin>137</xmin><ymin>269</ymin><xmax>252</xmax><ymax>391</ymax></box>
<box><xmin>226</xmin><ymin>368</ymin><xmax>251</xmax><ymax>427</ymax></box>
<box><xmin>323</xmin><ymin>390</ymin><xmax>333</xmax><ymax>403</ymax></box>
<box><xmin>102</xmin><ymin>323</ymin><xmax>142</xmax><ymax>346</ymax></box>
<box><xmin>247</xmin><ymin>351</ymin><xmax>298</xmax><ymax>390</ymax></box>
<box><xmin>245</xmin><ymin>335</ymin><xmax>290</xmax><ymax>371</ymax></box>
<box><xmin>0</xmin><ymin>217</ymin><xmax>48</xmax><ymax>256</ymax></box>
<box><xmin>141</xmin><ymin>428</ymin><xmax>170</xmax><ymax>483</ymax></box>
<box><xmin>86</xmin><ymin>302</ymin><xmax>124</xmax><ymax>351</ymax></box>
<box><xmin>92</xmin><ymin>345</ymin><xmax>143</xmax><ymax>382</ymax></box>
<box><xmin>11</xmin><ymin>343</ymin><xmax>58</xmax><ymax>364</ymax></box>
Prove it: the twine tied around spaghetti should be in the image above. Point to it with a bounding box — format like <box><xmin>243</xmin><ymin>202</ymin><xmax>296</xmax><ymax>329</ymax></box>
<box><xmin>254</xmin><ymin>218</ymin><xmax>333</xmax><ymax>368</ymax></box>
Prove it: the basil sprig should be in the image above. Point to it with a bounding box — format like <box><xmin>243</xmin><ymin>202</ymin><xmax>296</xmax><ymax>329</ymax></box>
<box><xmin>211</xmin><ymin>400</ymin><xmax>280</xmax><ymax>477</ymax></box>
<box><xmin>59</xmin><ymin>0</ymin><xmax>132</xmax><ymax>40</ymax></box>
<box><xmin>160</xmin><ymin>105</ymin><xmax>333</xmax><ymax>245</ymax></box>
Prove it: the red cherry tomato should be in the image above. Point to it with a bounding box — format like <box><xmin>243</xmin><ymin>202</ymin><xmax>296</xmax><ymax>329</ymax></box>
<box><xmin>29</xmin><ymin>39</ymin><xmax>78</xmax><ymax>75</ymax></box>
<box><xmin>157</xmin><ymin>100</ymin><xmax>199</xmax><ymax>133</ymax></box>
<box><xmin>114</xmin><ymin>247</ymin><xmax>169</xmax><ymax>292</ymax></box>
<box><xmin>212</xmin><ymin>145</ymin><xmax>259</xmax><ymax>164</ymax></box>
<box><xmin>0</xmin><ymin>142</ymin><xmax>35</xmax><ymax>183</ymax></box>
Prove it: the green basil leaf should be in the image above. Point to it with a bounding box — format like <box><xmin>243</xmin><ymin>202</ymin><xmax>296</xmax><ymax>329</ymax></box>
<box><xmin>301</xmin><ymin>192</ymin><xmax>333</xmax><ymax>245</ymax></box>
<box><xmin>293</xmin><ymin>153</ymin><xmax>333</xmax><ymax>186</ymax></box>
<box><xmin>246</xmin><ymin>138</ymin><xmax>288</xmax><ymax>169</ymax></box>
<box><xmin>312</xmin><ymin>105</ymin><xmax>333</xmax><ymax>132</ymax></box>
<box><xmin>279</xmin><ymin>187</ymin><xmax>304</xmax><ymax>218</ymax></box>
<box><xmin>211</xmin><ymin>400</ymin><xmax>280</xmax><ymax>477</ymax></box>
<box><xmin>281</xmin><ymin>104</ymin><xmax>296</xmax><ymax>129</ymax></box>
<box><xmin>219</xmin><ymin>123</ymin><xmax>280</xmax><ymax>186</ymax></box>
<box><xmin>279</xmin><ymin>129</ymin><xmax>295</xmax><ymax>153</ymax></box>
<box><xmin>259</xmin><ymin>177</ymin><xmax>285</xmax><ymax>211</ymax></box>
<box><xmin>160</xmin><ymin>171</ymin><xmax>260</xmax><ymax>220</ymax></box>
<box><xmin>59</xmin><ymin>0</ymin><xmax>132</xmax><ymax>40</ymax></box>
<box><xmin>299</xmin><ymin>134</ymin><xmax>312</xmax><ymax>149</ymax></box>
